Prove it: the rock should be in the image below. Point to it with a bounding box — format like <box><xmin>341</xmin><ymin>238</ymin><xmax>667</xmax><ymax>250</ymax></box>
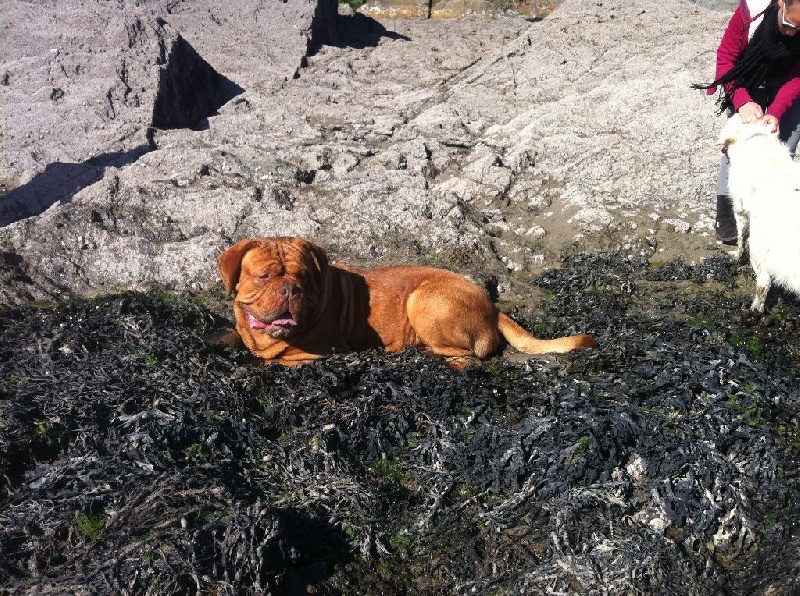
<box><xmin>0</xmin><ymin>0</ymin><xmax>740</xmax><ymax>307</ymax></box>
<box><xmin>0</xmin><ymin>0</ymin><xmax>337</xmax><ymax>302</ymax></box>
<box><xmin>358</xmin><ymin>0</ymin><xmax>558</xmax><ymax>19</ymax></box>
<box><xmin>0</xmin><ymin>5</ymin><xmax>243</xmax><ymax>224</ymax></box>
<box><xmin>355</xmin><ymin>0</ymin><xmax>735</xmax><ymax>20</ymax></box>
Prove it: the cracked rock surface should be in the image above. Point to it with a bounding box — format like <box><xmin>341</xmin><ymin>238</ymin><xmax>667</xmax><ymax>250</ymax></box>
<box><xmin>2</xmin><ymin>0</ymin><xmax>735</xmax><ymax>306</ymax></box>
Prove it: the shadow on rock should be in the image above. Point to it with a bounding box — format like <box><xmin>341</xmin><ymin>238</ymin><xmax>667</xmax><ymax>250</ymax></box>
<box><xmin>329</xmin><ymin>13</ymin><xmax>411</xmax><ymax>50</ymax></box>
<box><xmin>152</xmin><ymin>35</ymin><xmax>245</xmax><ymax>131</ymax></box>
<box><xmin>0</xmin><ymin>145</ymin><xmax>151</xmax><ymax>227</ymax></box>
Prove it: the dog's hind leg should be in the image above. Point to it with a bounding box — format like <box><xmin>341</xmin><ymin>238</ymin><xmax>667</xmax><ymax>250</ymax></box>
<box><xmin>405</xmin><ymin>283</ymin><xmax>502</xmax><ymax>364</ymax></box>
<box><xmin>750</xmin><ymin>256</ymin><xmax>771</xmax><ymax>312</ymax></box>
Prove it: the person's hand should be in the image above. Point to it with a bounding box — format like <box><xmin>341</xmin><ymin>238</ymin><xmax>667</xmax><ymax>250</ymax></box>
<box><xmin>759</xmin><ymin>113</ymin><xmax>780</xmax><ymax>134</ymax></box>
<box><xmin>738</xmin><ymin>102</ymin><xmax>764</xmax><ymax>123</ymax></box>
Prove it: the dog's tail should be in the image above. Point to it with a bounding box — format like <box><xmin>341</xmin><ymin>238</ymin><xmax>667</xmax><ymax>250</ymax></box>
<box><xmin>498</xmin><ymin>313</ymin><xmax>597</xmax><ymax>354</ymax></box>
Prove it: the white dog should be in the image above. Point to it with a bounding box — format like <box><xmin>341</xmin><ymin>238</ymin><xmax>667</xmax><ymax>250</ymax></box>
<box><xmin>719</xmin><ymin>113</ymin><xmax>800</xmax><ymax>311</ymax></box>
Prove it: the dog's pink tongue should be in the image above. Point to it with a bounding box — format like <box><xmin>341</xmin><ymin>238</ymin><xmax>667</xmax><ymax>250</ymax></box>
<box><xmin>246</xmin><ymin>311</ymin><xmax>269</xmax><ymax>329</ymax></box>
<box><xmin>270</xmin><ymin>318</ymin><xmax>297</xmax><ymax>327</ymax></box>
<box><xmin>246</xmin><ymin>311</ymin><xmax>296</xmax><ymax>329</ymax></box>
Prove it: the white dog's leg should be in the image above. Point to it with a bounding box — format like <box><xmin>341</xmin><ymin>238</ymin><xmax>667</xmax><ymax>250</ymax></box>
<box><xmin>733</xmin><ymin>211</ymin><xmax>749</xmax><ymax>263</ymax></box>
<box><xmin>750</xmin><ymin>255</ymin><xmax>771</xmax><ymax>312</ymax></box>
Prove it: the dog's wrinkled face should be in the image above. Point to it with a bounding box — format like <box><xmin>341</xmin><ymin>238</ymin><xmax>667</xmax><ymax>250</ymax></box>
<box><xmin>218</xmin><ymin>238</ymin><xmax>330</xmax><ymax>341</ymax></box>
<box><xmin>719</xmin><ymin>113</ymin><xmax>777</xmax><ymax>152</ymax></box>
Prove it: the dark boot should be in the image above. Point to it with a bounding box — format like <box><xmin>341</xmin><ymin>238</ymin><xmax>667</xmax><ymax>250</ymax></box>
<box><xmin>715</xmin><ymin>194</ymin><xmax>737</xmax><ymax>245</ymax></box>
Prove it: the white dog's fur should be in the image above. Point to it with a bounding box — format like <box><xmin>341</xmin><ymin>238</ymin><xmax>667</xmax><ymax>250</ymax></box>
<box><xmin>719</xmin><ymin>113</ymin><xmax>800</xmax><ymax>311</ymax></box>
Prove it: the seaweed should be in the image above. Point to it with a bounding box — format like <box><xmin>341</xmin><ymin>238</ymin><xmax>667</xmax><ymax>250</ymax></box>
<box><xmin>0</xmin><ymin>255</ymin><xmax>798</xmax><ymax>594</ymax></box>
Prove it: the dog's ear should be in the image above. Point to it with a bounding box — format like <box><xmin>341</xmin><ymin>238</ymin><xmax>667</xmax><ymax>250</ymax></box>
<box><xmin>718</xmin><ymin>113</ymin><xmax>742</xmax><ymax>150</ymax></box>
<box><xmin>290</xmin><ymin>238</ymin><xmax>331</xmax><ymax>298</ymax></box>
<box><xmin>218</xmin><ymin>239</ymin><xmax>262</xmax><ymax>294</ymax></box>
<box><xmin>299</xmin><ymin>238</ymin><xmax>329</xmax><ymax>275</ymax></box>
<box><xmin>719</xmin><ymin>132</ymin><xmax>736</xmax><ymax>152</ymax></box>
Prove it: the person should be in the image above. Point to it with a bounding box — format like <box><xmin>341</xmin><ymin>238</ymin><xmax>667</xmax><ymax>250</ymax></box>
<box><xmin>696</xmin><ymin>0</ymin><xmax>800</xmax><ymax>243</ymax></box>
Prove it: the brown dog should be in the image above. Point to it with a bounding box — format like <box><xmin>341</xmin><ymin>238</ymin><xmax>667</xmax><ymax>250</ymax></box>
<box><xmin>218</xmin><ymin>237</ymin><xmax>597</xmax><ymax>367</ymax></box>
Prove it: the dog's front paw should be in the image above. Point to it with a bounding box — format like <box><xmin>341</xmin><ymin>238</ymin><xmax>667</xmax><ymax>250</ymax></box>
<box><xmin>750</xmin><ymin>297</ymin><xmax>766</xmax><ymax>312</ymax></box>
<box><xmin>727</xmin><ymin>247</ymin><xmax>742</xmax><ymax>261</ymax></box>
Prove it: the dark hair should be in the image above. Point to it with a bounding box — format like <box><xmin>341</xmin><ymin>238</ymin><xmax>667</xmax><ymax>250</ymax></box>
<box><xmin>694</xmin><ymin>0</ymin><xmax>800</xmax><ymax>113</ymax></box>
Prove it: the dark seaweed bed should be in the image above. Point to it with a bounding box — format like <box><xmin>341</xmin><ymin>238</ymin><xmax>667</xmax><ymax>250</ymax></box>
<box><xmin>1</xmin><ymin>253</ymin><xmax>798</xmax><ymax>594</ymax></box>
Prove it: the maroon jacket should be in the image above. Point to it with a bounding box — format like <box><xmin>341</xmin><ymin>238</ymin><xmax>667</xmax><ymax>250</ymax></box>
<box><xmin>711</xmin><ymin>0</ymin><xmax>800</xmax><ymax>118</ymax></box>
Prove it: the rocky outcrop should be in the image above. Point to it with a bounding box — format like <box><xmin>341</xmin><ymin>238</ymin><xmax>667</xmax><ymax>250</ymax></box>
<box><xmin>1</xmin><ymin>0</ymin><xmax>737</xmax><ymax>308</ymax></box>
<box><xmin>0</xmin><ymin>0</ymin><xmax>335</xmax><ymax>210</ymax></box>
<box><xmin>0</xmin><ymin>12</ymin><xmax>241</xmax><ymax>229</ymax></box>
<box><xmin>0</xmin><ymin>0</ymin><xmax>338</xmax><ymax>303</ymax></box>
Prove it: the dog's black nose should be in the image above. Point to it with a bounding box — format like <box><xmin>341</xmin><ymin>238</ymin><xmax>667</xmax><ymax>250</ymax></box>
<box><xmin>278</xmin><ymin>283</ymin><xmax>301</xmax><ymax>298</ymax></box>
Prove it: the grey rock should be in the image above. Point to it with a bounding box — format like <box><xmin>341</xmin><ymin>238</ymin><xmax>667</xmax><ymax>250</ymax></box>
<box><xmin>0</xmin><ymin>12</ymin><xmax>239</xmax><ymax>227</ymax></box>
<box><xmin>0</xmin><ymin>0</ymin><xmax>741</xmax><ymax>304</ymax></box>
<box><xmin>358</xmin><ymin>0</ymin><xmax>558</xmax><ymax>19</ymax></box>
<box><xmin>356</xmin><ymin>0</ymin><xmax>737</xmax><ymax>19</ymax></box>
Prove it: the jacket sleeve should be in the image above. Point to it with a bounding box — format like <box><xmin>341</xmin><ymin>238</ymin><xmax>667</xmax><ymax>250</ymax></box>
<box><xmin>712</xmin><ymin>5</ymin><xmax>755</xmax><ymax>110</ymax></box>
<box><xmin>767</xmin><ymin>66</ymin><xmax>800</xmax><ymax>119</ymax></box>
